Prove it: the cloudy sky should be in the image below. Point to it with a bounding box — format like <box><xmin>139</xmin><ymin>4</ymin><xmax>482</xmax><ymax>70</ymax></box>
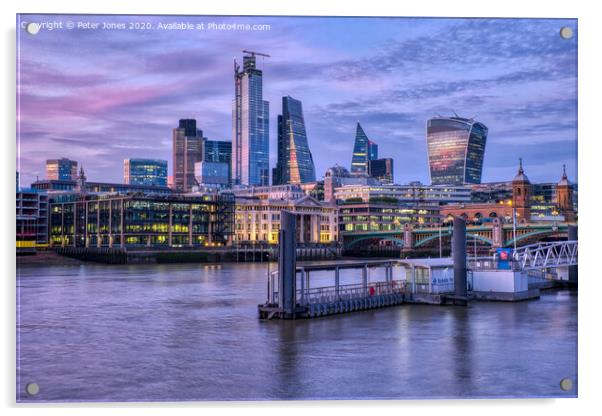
<box><xmin>17</xmin><ymin>15</ymin><xmax>577</xmax><ymax>187</ymax></box>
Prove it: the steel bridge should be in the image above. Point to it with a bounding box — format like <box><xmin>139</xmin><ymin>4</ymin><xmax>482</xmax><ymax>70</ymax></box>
<box><xmin>343</xmin><ymin>220</ymin><xmax>573</xmax><ymax>250</ymax></box>
<box><xmin>514</xmin><ymin>240</ymin><xmax>578</xmax><ymax>271</ymax></box>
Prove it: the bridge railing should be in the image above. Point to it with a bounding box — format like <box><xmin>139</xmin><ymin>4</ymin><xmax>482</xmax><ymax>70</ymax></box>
<box><xmin>515</xmin><ymin>240</ymin><xmax>578</xmax><ymax>271</ymax></box>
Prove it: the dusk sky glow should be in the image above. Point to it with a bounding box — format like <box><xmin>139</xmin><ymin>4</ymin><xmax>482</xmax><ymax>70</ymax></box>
<box><xmin>17</xmin><ymin>15</ymin><xmax>577</xmax><ymax>187</ymax></box>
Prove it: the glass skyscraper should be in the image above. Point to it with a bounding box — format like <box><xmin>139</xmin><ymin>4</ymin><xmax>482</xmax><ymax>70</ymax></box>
<box><xmin>350</xmin><ymin>122</ymin><xmax>378</xmax><ymax>175</ymax></box>
<box><xmin>232</xmin><ymin>52</ymin><xmax>270</xmax><ymax>186</ymax></box>
<box><xmin>426</xmin><ymin>116</ymin><xmax>488</xmax><ymax>185</ymax></box>
<box><xmin>204</xmin><ymin>139</ymin><xmax>232</xmax><ymax>184</ymax></box>
<box><xmin>173</xmin><ymin>119</ymin><xmax>204</xmax><ymax>192</ymax></box>
<box><xmin>368</xmin><ymin>158</ymin><xmax>394</xmax><ymax>184</ymax></box>
<box><xmin>46</xmin><ymin>158</ymin><xmax>77</xmax><ymax>181</ymax></box>
<box><xmin>273</xmin><ymin>96</ymin><xmax>316</xmax><ymax>185</ymax></box>
<box><xmin>124</xmin><ymin>158</ymin><xmax>168</xmax><ymax>187</ymax></box>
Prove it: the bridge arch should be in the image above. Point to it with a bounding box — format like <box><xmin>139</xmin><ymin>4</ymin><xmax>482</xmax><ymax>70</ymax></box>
<box><xmin>413</xmin><ymin>232</ymin><xmax>452</xmax><ymax>248</ymax></box>
<box><xmin>345</xmin><ymin>235</ymin><xmax>405</xmax><ymax>248</ymax></box>
<box><xmin>505</xmin><ymin>229</ymin><xmax>567</xmax><ymax>247</ymax></box>
<box><xmin>414</xmin><ymin>232</ymin><xmax>493</xmax><ymax>248</ymax></box>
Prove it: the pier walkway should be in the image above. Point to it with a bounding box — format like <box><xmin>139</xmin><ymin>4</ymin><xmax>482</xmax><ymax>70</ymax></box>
<box><xmin>259</xmin><ymin>259</ymin><xmax>458</xmax><ymax>319</ymax></box>
<box><xmin>258</xmin><ymin>213</ymin><xmax>577</xmax><ymax>320</ymax></box>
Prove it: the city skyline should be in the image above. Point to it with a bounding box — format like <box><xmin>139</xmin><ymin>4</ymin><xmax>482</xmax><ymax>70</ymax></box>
<box><xmin>17</xmin><ymin>15</ymin><xmax>577</xmax><ymax>187</ymax></box>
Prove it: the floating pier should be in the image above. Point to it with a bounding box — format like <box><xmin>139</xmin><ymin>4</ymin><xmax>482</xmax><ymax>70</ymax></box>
<box><xmin>258</xmin><ymin>215</ymin><xmax>578</xmax><ymax>319</ymax></box>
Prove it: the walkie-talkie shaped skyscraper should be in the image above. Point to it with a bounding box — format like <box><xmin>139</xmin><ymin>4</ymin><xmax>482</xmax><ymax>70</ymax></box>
<box><xmin>426</xmin><ymin>116</ymin><xmax>488</xmax><ymax>185</ymax></box>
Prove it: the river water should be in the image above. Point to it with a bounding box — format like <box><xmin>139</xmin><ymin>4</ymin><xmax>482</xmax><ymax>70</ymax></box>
<box><xmin>16</xmin><ymin>262</ymin><xmax>577</xmax><ymax>401</ymax></box>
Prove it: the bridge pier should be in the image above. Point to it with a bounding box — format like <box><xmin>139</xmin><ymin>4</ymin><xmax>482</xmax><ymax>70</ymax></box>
<box><xmin>277</xmin><ymin>211</ymin><xmax>299</xmax><ymax>318</ymax></box>
<box><xmin>452</xmin><ymin>217</ymin><xmax>468</xmax><ymax>305</ymax></box>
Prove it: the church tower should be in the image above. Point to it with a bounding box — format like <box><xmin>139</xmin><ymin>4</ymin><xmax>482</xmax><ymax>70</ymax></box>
<box><xmin>75</xmin><ymin>165</ymin><xmax>87</xmax><ymax>195</ymax></box>
<box><xmin>556</xmin><ymin>164</ymin><xmax>575</xmax><ymax>222</ymax></box>
<box><xmin>512</xmin><ymin>158</ymin><xmax>531</xmax><ymax>221</ymax></box>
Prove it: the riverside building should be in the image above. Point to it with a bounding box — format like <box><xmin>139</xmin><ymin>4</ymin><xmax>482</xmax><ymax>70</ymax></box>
<box><xmin>48</xmin><ymin>193</ymin><xmax>235</xmax><ymax>248</ymax></box>
<box><xmin>234</xmin><ymin>193</ymin><xmax>338</xmax><ymax>244</ymax></box>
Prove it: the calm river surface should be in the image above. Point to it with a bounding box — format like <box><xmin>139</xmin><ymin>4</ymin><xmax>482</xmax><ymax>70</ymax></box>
<box><xmin>16</xmin><ymin>262</ymin><xmax>577</xmax><ymax>401</ymax></box>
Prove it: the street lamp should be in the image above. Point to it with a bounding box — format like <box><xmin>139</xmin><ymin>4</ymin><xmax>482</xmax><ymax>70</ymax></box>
<box><xmin>512</xmin><ymin>207</ymin><xmax>518</xmax><ymax>257</ymax></box>
<box><xmin>551</xmin><ymin>209</ymin><xmax>559</xmax><ymax>231</ymax></box>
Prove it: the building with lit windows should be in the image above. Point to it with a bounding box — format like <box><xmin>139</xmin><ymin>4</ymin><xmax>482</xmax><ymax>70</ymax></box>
<box><xmin>124</xmin><ymin>158</ymin><xmax>168</xmax><ymax>187</ymax></box>
<box><xmin>230</xmin><ymin>184</ymin><xmax>306</xmax><ymax>200</ymax></box>
<box><xmin>350</xmin><ymin>122</ymin><xmax>378</xmax><ymax>175</ymax></box>
<box><xmin>31</xmin><ymin>179</ymin><xmax>173</xmax><ymax>195</ymax></box>
<box><xmin>48</xmin><ymin>193</ymin><xmax>234</xmax><ymax>248</ymax></box>
<box><xmin>234</xmin><ymin>195</ymin><xmax>338</xmax><ymax>244</ymax></box>
<box><xmin>426</xmin><ymin>116</ymin><xmax>488</xmax><ymax>185</ymax></box>
<box><xmin>339</xmin><ymin>202</ymin><xmax>441</xmax><ymax>233</ymax></box>
<box><xmin>333</xmin><ymin>183</ymin><xmax>471</xmax><ymax>205</ymax></box>
<box><xmin>272</xmin><ymin>96</ymin><xmax>316</xmax><ymax>185</ymax></box>
<box><xmin>440</xmin><ymin>161</ymin><xmax>577</xmax><ymax>224</ymax></box>
<box><xmin>16</xmin><ymin>189</ymin><xmax>48</xmax><ymax>254</ymax></box>
<box><xmin>232</xmin><ymin>52</ymin><xmax>270</xmax><ymax>186</ymax></box>
<box><xmin>46</xmin><ymin>158</ymin><xmax>77</xmax><ymax>181</ymax></box>
<box><xmin>173</xmin><ymin>119</ymin><xmax>204</xmax><ymax>192</ymax></box>
<box><xmin>323</xmin><ymin>165</ymin><xmax>381</xmax><ymax>203</ymax></box>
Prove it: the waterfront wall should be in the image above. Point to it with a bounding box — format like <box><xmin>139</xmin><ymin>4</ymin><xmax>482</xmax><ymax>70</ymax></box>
<box><xmin>55</xmin><ymin>245</ymin><xmax>342</xmax><ymax>264</ymax></box>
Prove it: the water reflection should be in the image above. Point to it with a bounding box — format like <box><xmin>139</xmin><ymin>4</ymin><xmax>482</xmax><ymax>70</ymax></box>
<box><xmin>16</xmin><ymin>263</ymin><xmax>577</xmax><ymax>401</ymax></box>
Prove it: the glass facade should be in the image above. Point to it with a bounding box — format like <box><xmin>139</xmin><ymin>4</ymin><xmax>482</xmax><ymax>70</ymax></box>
<box><xmin>46</xmin><ymin>158</ymin><xmax>77</xmax><ymax>181</ymax></box>
<box><xmin>124</xmin><ymin>158</ymin><xmax>168</xmax><ymax>187</ymax></box>
<box><xmin>49</xmin><ymin>193</ymin><xmax>234</xmax><ymax>248</ymax></box>
<box><xmin>350</xmin><ymin>123</ymin><xmax>378</xmax><ymax>175</ymax></box>
<box><xmin>203</xmin><ymin>140</ymin><xmax>232</xmax><ymax>184</ymax></box>
<box><xmin>368</xmin><ymin>158</ymin><xmax>394</xmax><ymax>184</ymax></box>
<box><xmin>273</xmin><ymin>96</ymin><xmax>316</xmax><ymax>185</ymax></box>
<box><xmin>232</xmin><ymin>54</ymin><xmax>269</xmax><ymax>186</ymax></box>
<box><xmin>194</xmin><ymin>161</ymin><xmax>230</xmax><ymax>186</ymax></box>
<box><xmin>427</xmin><ymin>117</ymin><xmax>488</xmax><ymax>185</ymax></box>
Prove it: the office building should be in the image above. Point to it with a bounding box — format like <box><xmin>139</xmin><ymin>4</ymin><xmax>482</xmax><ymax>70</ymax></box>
<box><xmin>234</xmin><ymin>194</ymin><xmax>338</xmax><ymax>244</ymax></box>
<box><xmin>16</xmin><ymin>189</ymin><xmax>48</xmax><ymax>254</ymax></box>
<box><xmin>426</xmin><ymin>116</ymin><xmax>488</xmax><ymax>185</ymax></box>
<box><xmin>31</xmin><ymin>179</ymin><xmax>173</xmax><ymax>195</ymax></box>
<box><xmin>173</xmin><ymin>119</ymin><xmax>204</xmax><ymax>192</ymax></box>
<box><xmin>203</xmin><ymin>139</ymin><xmax>232</xmax><ymax>184</ymax></box>
<box><xmin>230</xmin><ymin>184</ymin><xmax>306</xmax><ymax>200</ymax></box>
<box><xmin>194</xmin><ymin>161</ymin><xmax>230</xmax><ymax>187</ymax></box>
<box><xmin>49</xmin><ymin>193</ymin><xmax>234</xmax><ymax>248</ymax></box>
<box><xmin>333</xmin><ymin>183</ymin><xmax>471</xmax><ymax>205</ymax></box>
<box><xmin>350</xmin><ymin>122</ymin><xmax>378</xmax><ymax>175</ymax></box>
<box><xmin>323</xmin><ymin>165</ymin><xmax>381</xmax><ymax>203</ymax></box>
<box><xmin>232</xmin><ymin>52</ymin><xmax>270</xmax><ymax>186</ymax></box>
<box><xmin>46</xmin><ymin>158</ymin><xmax>77</xmax><ymax>181</ymax></box>
<box><xmin>124</xmin><ymin>158</ymin><xmax>168</xmax><ymax>187</ymax></box>
<box><xmin>368</xmin><ymin>158</ymin><xmax>394</xmax><ymax>184</ymax></box>
<box><xmin>273</xmin><ymin>96</ymin><xmax>316</xmax><ymax>185</ymax></box>
<box><xmin>339</xmin><ymin>203</ymin><xmax>441</xmax><ymax>233</ymax></box>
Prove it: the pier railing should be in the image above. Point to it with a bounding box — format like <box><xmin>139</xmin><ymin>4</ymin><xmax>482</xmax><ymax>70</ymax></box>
<box><xmin>271</xmin><ymin>278</ymin><xmax>408</xmax><ymax>305</ymax></box>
